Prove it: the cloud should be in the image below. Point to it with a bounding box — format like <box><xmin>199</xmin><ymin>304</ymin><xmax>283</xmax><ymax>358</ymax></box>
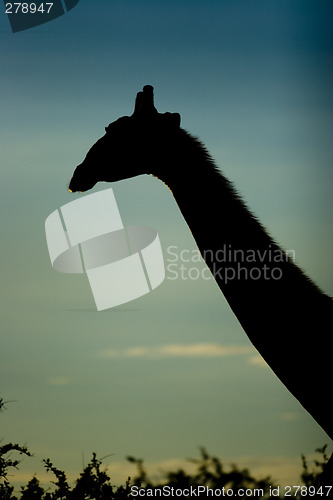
<box><xmin>8</xmin><ymin>453</ymin><xmax>312</xmax><ymax>490</ymax></box>
<box><xmin>47</xmin><ymin>377</ymin><xmax>70</xmax><ymax>386</ymax></box>
<box><xmin>248</xmin><ymin>355</ymin><xmax>269</xmax><ymax>367</ymax></box>
<box><xmin>279</xmin><ymin>412</ymin><xmax>300</xmax><ymax>421</ymax></box>
<box><xmin>100</xmin><ymin>343</ymin><xmax>254</xmax><ymax>359</ymax></box>
<box><xmin>249</xmin><ymin>354</ymin><xmax>269</xmax><ymax>368</ymax></box>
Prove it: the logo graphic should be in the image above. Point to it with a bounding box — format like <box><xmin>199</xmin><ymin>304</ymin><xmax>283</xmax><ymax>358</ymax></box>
<box><xmin>45</xmin><ymin>188</ymin><xmax>165</xmax><ymax>310</ymax></box>
<box><xmin>3</xmin><ymin>0</ymin><xmax>80</xmax><ymax>33</ymax></box>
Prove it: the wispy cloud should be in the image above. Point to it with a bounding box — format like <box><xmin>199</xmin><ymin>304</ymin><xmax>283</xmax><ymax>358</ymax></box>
<box><xmin>100</xmin><ymin>343</ymin><xmax>254</xmax><ymax>359</ymax></box>
<box><xmin>47</xmin><ymin>377</ymin><xmax>71</xmax><ymax>386</ymax></box>
<box><xmin>9</xmin><ymin>454</ymin><xmax>306</xmax><ymax>489</ymax></box>
<box><xmin>248</xmin><ymin>355</ymin><xmax>269</xmax><ymax>368</ymax></box>
<box><xmin>279</xmin><ymin>412</ymin><xmax>300</xmax><ymax>421</ymax></box>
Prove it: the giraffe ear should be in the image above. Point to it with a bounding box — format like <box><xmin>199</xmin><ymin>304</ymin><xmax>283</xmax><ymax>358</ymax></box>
<box><xmin>172</xmin><ymin>112</ymin><xmax>181</xmax><ymax>127</ymax></box>
<box><xmin>161</xmin><ymin>112</ymin><xmax>181</xmax><ymax>128</ymax></box>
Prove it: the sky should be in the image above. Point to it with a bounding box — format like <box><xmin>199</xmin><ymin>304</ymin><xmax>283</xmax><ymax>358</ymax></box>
<box><xmin>1</xmin><ymin>0</ymin><xmax>333</xmax><ymax>490</ymax></box>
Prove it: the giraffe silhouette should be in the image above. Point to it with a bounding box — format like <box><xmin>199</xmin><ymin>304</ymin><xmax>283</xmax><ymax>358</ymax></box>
<box><xmin>69</xmin><ymin>86</ymin><xmax>333</xmax><ymax>474</ymax></box>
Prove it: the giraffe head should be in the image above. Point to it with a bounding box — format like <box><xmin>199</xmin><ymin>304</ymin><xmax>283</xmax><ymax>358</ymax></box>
<box><xmin>68</xmin><ymin>86</ymin><xmax>181</xmax><ymax>193</ymax></box>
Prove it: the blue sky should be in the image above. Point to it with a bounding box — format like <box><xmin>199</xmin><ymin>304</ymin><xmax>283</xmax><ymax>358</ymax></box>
<box><xmin>1</xmin><ymin>0</ymin><xmax>332</xmax><ymax>488</ymax></box>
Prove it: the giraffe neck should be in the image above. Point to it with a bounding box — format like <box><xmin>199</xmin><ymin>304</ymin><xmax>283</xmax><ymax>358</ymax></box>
<box><xmin>156</xmin><ymin>129</ymin><xmax>301</xmax><ymax>309</ymax></box>
<box><xmin>154</xmin><ymin>129</ymin><xmax>333</xmax><ymax>439</ymax></box>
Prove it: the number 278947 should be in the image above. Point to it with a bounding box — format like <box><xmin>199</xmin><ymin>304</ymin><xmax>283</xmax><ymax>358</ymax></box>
<box><xmin>5</xmin><ymin>3</ymin><xmax>53</xmax><ymax>14</ymax></box>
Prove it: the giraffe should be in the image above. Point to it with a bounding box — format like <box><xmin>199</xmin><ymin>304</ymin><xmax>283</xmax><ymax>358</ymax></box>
<box><xmin>69</xmin><ymin>85</ymin><xmax>333</xmax><ymax>476</ymax></box>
